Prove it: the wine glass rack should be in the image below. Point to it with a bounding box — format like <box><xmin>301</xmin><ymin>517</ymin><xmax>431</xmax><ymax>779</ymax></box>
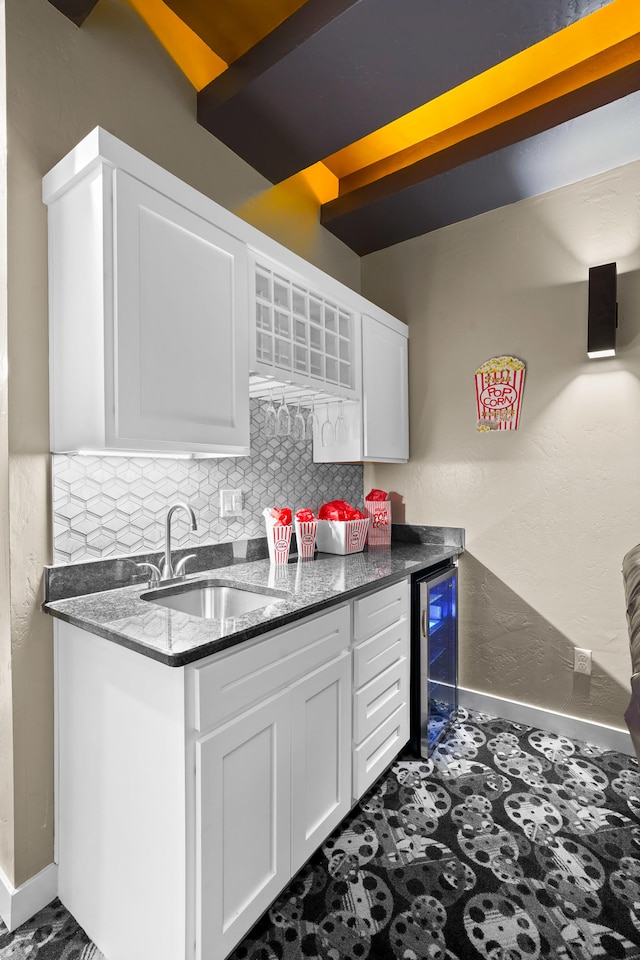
<box><xmin>252</xmin><ymin>259</ymin><xmax>358</xmax><ymax>401</ymax></box>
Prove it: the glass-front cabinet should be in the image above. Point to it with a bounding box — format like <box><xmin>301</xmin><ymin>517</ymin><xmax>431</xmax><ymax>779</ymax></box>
<box><xmin>251</xmin><ymin>257</ymin><xmax>358</xmax><ymax>399</ymax></box>
<box><xmin>412</xmin><ymin>566</ymin><xmax>458</xmax><ymax>757</ymax></box>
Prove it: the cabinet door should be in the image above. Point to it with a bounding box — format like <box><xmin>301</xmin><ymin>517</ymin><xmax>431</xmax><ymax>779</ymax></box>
<box><xmin>362</xmin><ymin>314</ymin><xmax>409</xmax><ymax>462</ymax></box>
<box><xmin>112</xmin><ymin>170</ymin><xmax>249</xmax><ymax>453</ymax></box>
<box><xmin>196</xmin><ymin>693</ymin><xmax>291</xmax><ymax>960</ymax></box>
<box><xmin>290</xmin><ymin>652</ymin><xmax>352</xmax><ymax>873</ymax></box>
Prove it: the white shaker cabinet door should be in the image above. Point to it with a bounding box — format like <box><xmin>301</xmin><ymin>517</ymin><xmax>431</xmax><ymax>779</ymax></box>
<box><xmin>112</xmin><ymin>170</ymin><xmax>249</xmax><ymax>452</ymax></box>
<box><xmin>196</xmin><ymin>692</ymin><xmax>291</xmax><ymax>960</ymax></box>
<box><xmin>362</xmin><ymin>313</ymin><xmax>409</xmax><ymax>462</ymax></box>
<box><xmin>290</xmin><ymin>651</ymin><xmax>352</xmax><ymax>874</ymax></box>
<box><xmin>313</xmin><ymin>311</ymin><xmax>409</xmax><ymax>464</ymax></box>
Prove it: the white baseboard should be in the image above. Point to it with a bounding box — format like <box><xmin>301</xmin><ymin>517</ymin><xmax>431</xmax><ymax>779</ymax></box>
<box><xmin>0</xmin><ymin>862</ymin><xmax>58</xmax><ymax>932</ymax></box>
<box><xmin>458</xmin><ymin>687</ymin><xmax>635</xmax><ymax>756</ymax></box>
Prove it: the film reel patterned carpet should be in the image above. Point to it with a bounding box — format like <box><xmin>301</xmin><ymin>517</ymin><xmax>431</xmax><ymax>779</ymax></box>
<box><xmin>0</xmin><ymin>898</ymin><xmax>102</xmax><ymax>959</ymax></box>
<box><xmin>230</xmin><ymin>709</ymin><xmax>640</xmax><ymax>960</ymax></box>
<box><xmin>1</xmin><ymin>709</ymin><xmax>639</xmax><ymax>959</ymax></box>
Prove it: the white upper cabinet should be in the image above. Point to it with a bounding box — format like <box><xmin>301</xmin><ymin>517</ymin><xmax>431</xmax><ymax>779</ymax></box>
<box><xmin>313</xmin><ymin>308</ymin><xmax>409</xmax><ymax>464</ymax></box>
<box><xmin>248</xmin><ymin>252</ymin><xmax>409</xmax><ymax>464</ymax></box>
<box><xmin>362</xmin><ymin>312</ymin><xmax>409</xmax><ymax>461</ymax></box>
<box><xmin>44</xmin><ymin>128</ymin><xmax>409</xmax><ymax>461</ymax></box>
<box><xmin>44</xmin><ymin>129</ymin><xmax>250</xmax><ymax>456</ymax></box>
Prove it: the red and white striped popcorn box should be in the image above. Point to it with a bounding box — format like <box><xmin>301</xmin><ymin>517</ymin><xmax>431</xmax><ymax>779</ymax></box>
<box><xmin>295</xmin><ymin>519</ymin><xmax>318</xmax><ymax>559</ymax></box>
<box><xmin>315</xmin><ymin>517</ymin><xmax>370</xmax><ymax>554</ymax></box>
<box><xmin>364</xmin><ymin>500</ymin><xmax>391</xmax><ymax>545</ymax></box>
<box><xmin>265</xmin><ymin>518</ymin><xmax>292</xmax><ymax>564</ymax></box>
<box><xmin>345</xmin><ymin>518</ymin><xmax>370</xmax><ymax>553</ymax></box>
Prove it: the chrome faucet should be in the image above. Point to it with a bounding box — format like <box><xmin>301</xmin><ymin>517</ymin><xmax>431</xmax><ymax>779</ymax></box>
<box><xmin>137</xmin><ymin>501</ymin><xmax>198</xmax><ymax>586</ymax></box>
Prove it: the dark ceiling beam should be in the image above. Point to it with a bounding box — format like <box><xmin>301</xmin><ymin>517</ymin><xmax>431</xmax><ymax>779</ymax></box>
<box><xmin>197</xmin><ymin>0</ymin><xmax>361</xmax><ymax>182</ymax></box>
<box><xmin>321</xmin><ymin>59</ymin><xmax>640</xmax><ymax>229</ymax></box>
<box><xmin>197</xmin><ymin>0</ymin><xmax>608</xmax><ymax>185</ymax></box>
<box><xmin>318</xmin><ymin>86</ymin><xmax>640</xmax><ymax>254</ymax></box>
<box><xmin>198</xmin><ymin>0</ymin><xmax>361</xmax><ymax>107</ymax></box>
<box><xmin>47</xmin><ymin>0</ymin><xmax>100</xmax><ymax>27</ymax></box>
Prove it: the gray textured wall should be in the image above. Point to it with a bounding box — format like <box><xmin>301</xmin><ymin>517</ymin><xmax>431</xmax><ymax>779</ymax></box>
<box><xmin>362</xmin><ymin>159</ymin><xmax>640</xmax><ymax>731</ymax></box>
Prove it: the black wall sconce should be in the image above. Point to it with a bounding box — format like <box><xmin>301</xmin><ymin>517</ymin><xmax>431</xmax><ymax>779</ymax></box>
<box><xmin>588</xmin><ymin>262</ymin><xmax>617</xmax><ymax>359</ymax></box>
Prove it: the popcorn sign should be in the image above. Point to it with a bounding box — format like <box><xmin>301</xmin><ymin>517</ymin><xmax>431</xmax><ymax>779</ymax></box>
<box><xmin>475</xmin><ymin>356</ymin><xmax>526</xmax><ymax>431</ymax></box>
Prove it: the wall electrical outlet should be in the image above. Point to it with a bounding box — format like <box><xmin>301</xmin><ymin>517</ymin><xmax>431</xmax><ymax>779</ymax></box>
<box><xmin>219</xmin><ymin>489</ymin><xmax>244</xmax><ymax>518</ymax></box>
<box><xmin>574</xmin><ymin>647</ymin><xmax>592</xmax><ymax>676</ymax></box>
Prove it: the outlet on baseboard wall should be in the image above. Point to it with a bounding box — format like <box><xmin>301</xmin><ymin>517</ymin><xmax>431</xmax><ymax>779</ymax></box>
<box><xmin>574</xmin><ymin>647</ymin><xmax>592</xmax><ymax>675</ymax></box>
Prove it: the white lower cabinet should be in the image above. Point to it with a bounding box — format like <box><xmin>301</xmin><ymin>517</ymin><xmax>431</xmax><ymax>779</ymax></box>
<box><xmin>193</xmin><ymin>606</ymin><xmax>351</xmax><ymax>959</ymax></box>
<box><xmin>196</xmin><ymin>649</ymin><xmax>352</xmax><ymax>960</ymax></box>
<box><xmin>55</xmin><ymin>578</ymin><xmax>412</xmax><ymax>960</ymax></box>
<box><xmin>197</xmin><ymin>692</ymin><xmax>292</xmax><ymax>960</ymax></box>
<box><xmin>290</xmin><ymin>653</ymin><xmax>352</xmax><ymax>873</ymax></box>
<box><xmin>352</xmin><ymin>579</ymin><xmax>411</xmax><ymax>801</ymax></box>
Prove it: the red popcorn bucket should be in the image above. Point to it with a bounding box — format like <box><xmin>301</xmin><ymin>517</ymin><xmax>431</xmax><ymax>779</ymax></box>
<box><xmin>266</xmin><ymin>522</ymin><xmax>292</xmax><ymax>564</ymax></box>
<box><xmin>364</xmin><ymin>500</ymin><xmax>391</xmax><ymax>545</ymax></box>
<box><xmin>295</xmin><ymin>520</ymin><xmax>317</xmax><ymax>559</ymax></box>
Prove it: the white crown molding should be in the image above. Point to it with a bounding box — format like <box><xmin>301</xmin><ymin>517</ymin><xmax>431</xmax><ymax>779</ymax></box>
<box><xmin>41</xmin><ymin>126</ymin><xmax>405</xmax><ymax>333</ymax></box>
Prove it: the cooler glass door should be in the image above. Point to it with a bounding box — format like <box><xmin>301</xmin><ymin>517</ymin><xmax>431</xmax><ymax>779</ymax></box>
<box><xmin>419</xmin><ymin>567</ymin><xmax>457</xmax><ymax>756</ymax></box>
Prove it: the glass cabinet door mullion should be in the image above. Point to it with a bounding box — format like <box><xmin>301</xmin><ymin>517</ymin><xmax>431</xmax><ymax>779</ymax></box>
<box><xmin>254</xmin><ymin>263</ymin><xmax>355</xmax><ymax>394</ymax></box>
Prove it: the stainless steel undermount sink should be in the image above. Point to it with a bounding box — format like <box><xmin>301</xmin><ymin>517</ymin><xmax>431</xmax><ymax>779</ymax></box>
<box><xmin>141</xmin><ymin>579</ymin><xmax>289</xmax><ymax>620</ymax></box>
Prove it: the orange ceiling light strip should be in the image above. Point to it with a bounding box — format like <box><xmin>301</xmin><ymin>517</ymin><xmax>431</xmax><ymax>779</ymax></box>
<box><xmin>325</xmin><ymin>0</ymin><xmax>640</xmax><ymax>192</ymax></box>
<box><xmin>124</xmin><ymin>0</ymin><xmax>228</xmax><ymax>90</ymax></box>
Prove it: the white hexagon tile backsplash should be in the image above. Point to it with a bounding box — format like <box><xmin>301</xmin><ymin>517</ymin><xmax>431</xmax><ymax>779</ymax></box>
<box><xmin>52</xmin><ymin>400</ymin><xmax>364</xmax><ymax>563</ymax></box>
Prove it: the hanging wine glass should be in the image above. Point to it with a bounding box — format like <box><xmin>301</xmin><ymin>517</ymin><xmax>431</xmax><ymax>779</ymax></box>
<box><xmin>321</xmin><ymin>403</ymin><xmax>334</xmax><ymax>447</ymax></box>
<box><xmin>306</xmin><ymin>395</ymin><xmax>320</xmax><ymax>441</ymax></box>
<box><xmin>335</xmin><ymin>400</ymin><xmax>348</xmax><ymax>445</ymax></box>
<box><xmin>263</xmin><ymin>388</ymin><xmax>277</xmax><ymax>438</ymax></box>
<box><xmin>276</xmin><ymin>388</ymin><xmax>291</xmax><ymax>437</ymax></box>
<box><xmin>292</xmin><ymin>396</ymin><xmax>306</xmax><ymax>443</ymax></box>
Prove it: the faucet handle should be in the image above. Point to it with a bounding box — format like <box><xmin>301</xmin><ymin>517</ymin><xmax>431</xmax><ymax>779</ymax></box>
<box><xmin>135</xmin><ymin>562</ymin><xmax>162</xmax><ymax>585</ymax></box>
<box><xmin>173</xmin><ymin>554</ymin><xmax>196</xmax><ymax>578</ymax></box>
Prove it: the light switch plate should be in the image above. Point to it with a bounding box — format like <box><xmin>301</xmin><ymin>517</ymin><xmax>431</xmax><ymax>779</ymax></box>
<box><xmin>220</xmin><ymin>489</ymin><xmax>244</xmax><ymax>518</ymax></box>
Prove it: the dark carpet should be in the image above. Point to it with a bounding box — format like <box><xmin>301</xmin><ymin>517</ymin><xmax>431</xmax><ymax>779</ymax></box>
<box><xmin>2</xmin><ymin>708</ymin><xmax>640</xmax><ymax>959</ymax></box>
<box><xmin>0</xmin><ymin>898</ymin><xmax>102</xmax><ymax>958</ymax></box>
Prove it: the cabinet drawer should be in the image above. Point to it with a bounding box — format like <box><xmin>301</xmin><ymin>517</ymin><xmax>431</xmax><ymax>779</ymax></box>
<box><xmin>353</xmin><ymin>617</ymin><xmax>409</xmax><ymax>689</ymax></box>
<box><xmin>194</xmin><ymin>605</ymin><xmax>349</xmax><ymax>732</ymax></box>
<box><xmin>353</xmin><ymin>656</ymin><xmax>409</xmax><ymax>744</ymax></box>
<box><xmin>353</xmin><ymin>702</ymin><xmax>409</xmax><ymax>801</ymax></box>
<box><xmin>353</xmin><ymin>579</ymin><xmax>409</xmax><ymax>642</ymax></box>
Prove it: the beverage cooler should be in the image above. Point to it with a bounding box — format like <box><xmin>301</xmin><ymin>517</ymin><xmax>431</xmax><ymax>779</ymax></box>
<box><xmin>411</xmin><ymin>564</ymin><xmax>458</xmax><ymax>758</ymax></box>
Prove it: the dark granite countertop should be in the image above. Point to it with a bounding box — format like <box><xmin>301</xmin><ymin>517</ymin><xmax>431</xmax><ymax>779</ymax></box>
<box><xmin>43</xmin><ymin>540</ymin><xmax>461</xmax><ymax>667</ymax></box>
